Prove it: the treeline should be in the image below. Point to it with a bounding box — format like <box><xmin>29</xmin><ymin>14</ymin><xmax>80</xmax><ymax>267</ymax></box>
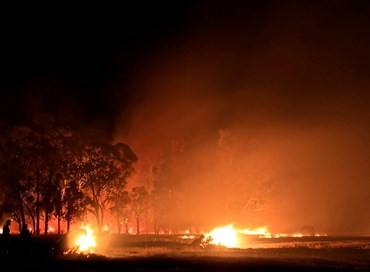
<box><xmin>0</xmin><ymin>116</ymin><xmax>271</xmax><ymax>236</ymax></box>
<box><xmin>0</xmin><ymin>115</ymin><xmax>146</xmax><ymax>235</ymax></box>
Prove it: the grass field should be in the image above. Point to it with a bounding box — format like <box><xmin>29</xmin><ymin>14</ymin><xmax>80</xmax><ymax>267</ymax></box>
<box><xmin>1</xmin><ymin>234</ymin><xmax>369</xmax><ymax>271</ymax></box>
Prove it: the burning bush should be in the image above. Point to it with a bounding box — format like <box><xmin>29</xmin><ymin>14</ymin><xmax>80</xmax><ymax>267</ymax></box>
<box><xmin>52</xmin><ymin>226</ymin><xmax>96</xmax><ymax>257</ymax></box>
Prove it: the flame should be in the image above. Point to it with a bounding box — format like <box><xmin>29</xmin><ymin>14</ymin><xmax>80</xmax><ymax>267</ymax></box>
<box><xmin>206</xmin><ymin>224</ymin><xmax>238</xmax><ymax>248</ymax></box>
<box><xmin>48</xmin><ymin>227</ymin><xmax>55</xmax><ymax>233</ymax></box>
<box><xmin>239</xmin><ymin>226</ymin><xmax>270</xmax><ymax>237</ymax></box>
<box><xmin>78</xmin><ymin>226</ymin><xmax>96</xmax><ymax>253</ymax></box>
<box><xmin>202</xmin><ymin>224</ymin><xmax>326</xmax><ymax>248</ymax></box>
<box><xmin>204</xmin><ymin>224</ymin><xmax>272</xmax><ymax>248</ymax></box>
<box><xmin>71</xmin><ymin>225</ymin><xmax>96</xmax><ymax>254</ymax></box>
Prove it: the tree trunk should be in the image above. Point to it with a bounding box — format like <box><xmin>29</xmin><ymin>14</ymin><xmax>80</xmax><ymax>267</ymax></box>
<box><xmin>136</xmin><ymin>215</ymin><xmax>140</xmax><ymax>235</ymax></box>
<box><xmin>36</xmin><ymin>182</ymin><xmax>40</xmax><ymax>236</ymax></box>
<box><xmin>116</xmin><ymin>210</ymin><xmax>121</xmax><ymax>234</ymax></box>
<box><xmin>146</xmin><ymin>210</ymin><xmax>149</xmax><ymax>234</ymax></box>
<box><xmin>67</xmin><ymin>201</ymin><xmax>71</xmax><ymax>232</ymax></box>
<box><xmin>44</xmin><ymin>209</ymin><xmax>49</xmax><ymax>234</ymax></box>
<box><xmin>57</xmin><ymin>210</ymin><xmax>61</xmax><ymax>235</ymax></box>
<box><xmin>125</xmin><ymin>221</ymin><xmax>129</xmax><ymax>234</ymax></box>
<box><xmin>17</xmin><ymin>193</ymin><xmax>26</xmax><ymax>227</ymax></box>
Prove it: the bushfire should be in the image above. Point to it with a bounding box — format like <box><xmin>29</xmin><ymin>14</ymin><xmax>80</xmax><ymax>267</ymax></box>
<box><xmin>197</xmin><ymin>223</ymin><xmax>326</xmax><ymax>248</ymax></box>
<box><xmin>63</xmin><ymin>225</ymin><xmax>97</xmax><ymax>255</ymax></box>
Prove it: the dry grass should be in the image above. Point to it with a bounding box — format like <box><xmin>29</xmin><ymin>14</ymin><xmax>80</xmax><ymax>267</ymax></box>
<box><xmin>2</xmin><ymin>235</ymin><xmax>370</xmax><ymax>271</ymax></box>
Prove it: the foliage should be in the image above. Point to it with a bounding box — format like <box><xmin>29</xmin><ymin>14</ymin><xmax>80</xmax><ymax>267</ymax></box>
<box><xmin>0</xmin><ymin>116</ymin><xmax>137</xmax><ymax>234</ymax></box>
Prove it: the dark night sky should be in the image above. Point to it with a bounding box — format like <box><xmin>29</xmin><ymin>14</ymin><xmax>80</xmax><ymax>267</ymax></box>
<box><xmin>2</xmin><ymin>1</ymin><xmax>369</xmax><ymax>130</ymax></box>
<box><xmin>0</xmin><ymin>1</ymin><xmax>197</xmax><ymax>130</ymax></box>
<box><xmin>1</xmin><ymin>1</ymin><xmax>370</xmax><ymax>234</ymax></box>
<box><xmin>1</xmin><ymin>1</ymin><xmax>369</xmax><ymax>128</ymax></box>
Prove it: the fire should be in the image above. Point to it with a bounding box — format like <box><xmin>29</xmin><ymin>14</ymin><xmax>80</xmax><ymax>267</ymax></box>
<box><xmin>76</xmin><ymin>226</ymin><xmax>96</xmax><ymax>253</ymax></box>
<box><xmin>198</xmin><ymin>223</ymin><xmax>326</xmax><ymax>248</ymax></box>
<box><xmin>199</xmin><ymin>223</ymin><xmax>328</xmax><ymax>249</ymax></box>
<box><xmin>204</xmin><ymin>224</ymin><xmax>270</xmax><ymax>248</ymax></box>
<box><xmin>239</xmin><ymin>226</ymin><xmax>270</xmax><ymax>237</ymax></box>
<box><xmin>64</xmin><ymin>225</ymin><xmax>97</xmax><ymax>255</ymax></box>
<box><xmin>205</xmin><ymin>224</ymin><xmax>238</xmax><ymax>248</ymax></box>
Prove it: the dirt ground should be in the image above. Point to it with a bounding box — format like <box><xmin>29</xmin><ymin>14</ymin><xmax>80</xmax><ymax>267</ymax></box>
<box><xmin>1</xmin><ymin>234</ymin><xmax>369</xmax><ymax>271</ymax></box>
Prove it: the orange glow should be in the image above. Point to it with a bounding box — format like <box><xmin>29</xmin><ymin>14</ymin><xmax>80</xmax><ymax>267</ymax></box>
<box><xmin>205</xmin><ymin>224</ymin><xmax>238</xmax><ymax>248</ymax></box>
<box><xmin>78</xmin><ymin>225</ymin><xmax>96</xmax><ymax>253</ymax></box>
<box><xmin>48</xmin><ymin>227</ymin><xmax>55</xmax><ymax>233</ymax></box>
<box><xmin>103</xmin><ymin>225</ymin><xmax>110</xmax><ymax>232</ymax></box>
<box><xmin>239</xmin><ymin>226</ymin><xmax>271</xmax><ymax>237</ymax></box>
<box><xmin>65</xmin><ymin>225</ymin><xmax>97</xmax><ymax>254</ymax></box>
<box><xmin>204</xmin><ymin>224</ymin><xmax>272</xmax><ymax>248</ymax></box>
<box><xmin>203</xmin><ymin>223</ymin><xmax>328</xmax><ymax>248</ymax></box>
<box><xmin>182</xmin><ymin>234</ymin><xmax>196</xmax><ymax>239</ymax></box>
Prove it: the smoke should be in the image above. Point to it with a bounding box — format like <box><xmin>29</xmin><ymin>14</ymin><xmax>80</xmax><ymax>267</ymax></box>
<box><xmin>114</xmin><ymin>1</ymin><xmax>370</xmax><ymax>234</ymax></box>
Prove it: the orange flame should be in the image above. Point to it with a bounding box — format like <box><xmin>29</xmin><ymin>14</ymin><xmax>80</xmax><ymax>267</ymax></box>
<box><xmin>78</xmin><ymin>226</ymin><xmax>96</xmax><ymax>252</ymax></box>
<box><xmin>205</xmin><ymin>224</ymin><xmax>238</xmax><ymax>248</ymax></box>
<box><xmin>66</xmin><ymin>225</ymin><xmax>97</xmax><ymax>254</ymax></box>
<box><xmin>203</xmin><ymin>223</ymin><xmax>327</xmax><ymax>248</ymax></box>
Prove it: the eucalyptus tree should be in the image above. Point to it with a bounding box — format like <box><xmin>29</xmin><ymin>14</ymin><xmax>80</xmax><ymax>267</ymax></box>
<box><xmin>0</xmin><ymin>117</ymin><xmax>84</xmax><ymax>235</ymax></box>
<box><xmin>0</xmin><ymin>121</ymin><xmax>42</xmax><ymax>233</ymax></box>
<box><xmin>149</xmin><ymin>153</ymin><xmax>183</xmax><ymax>234</ymax></box>
<box><xmin>131</xmin><ymin>186</ymin><xmax>150</xmax><ymax>235</ymax></box>
<box><xmin>59</xmin><ymin>180</ymin><xmax>87</xmax><ymax>233</ymax></box>
<box><xmin>76</xmin><ymin>132</ymin><xmax>138</xmax><ymax>233</ymax></box>
<box><xmin>0</xmin><ymin>118</ymin><xmax>138</xmax><ymax>235</ymax></box>
<box><xmin>108</xmin><ymin>190</ymin><xmax>130</xmax><ymax>234</ymax></box>
<box><xmin>52</xmin><ymin>132</ymin><xmax>89</xmax><ymax>233</ymax></box>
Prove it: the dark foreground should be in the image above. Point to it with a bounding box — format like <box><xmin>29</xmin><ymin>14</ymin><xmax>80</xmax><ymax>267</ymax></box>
<box><xmin>2</xmin><ymin>252</ymin><xmax>369</xmax><ymax>272</ymax></box>
<box><xmin>1</xmin><ymin>235</ymin><xmax>369</xmax><ymax>271</ymax></box>
<box><xmin>2</xmin><ymin>255</ymin><xmax>369</xmax><ymax>272</ymax></box>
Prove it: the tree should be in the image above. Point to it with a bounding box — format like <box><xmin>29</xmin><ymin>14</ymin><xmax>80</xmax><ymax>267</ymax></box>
<box><xmin>151</xmin><ymin>161</ymin><xmax>176</xmax><ymax>234</ymax></box>
<box><xmin>61</xmin><ymin>180</ymin><xmax>87</xmax><ymax>233</ymax></box>
<box><xmin>109</xmin><ymin>190</ymin><xmax>130</xmax><ymax>234</ymax></box>
<box><xmin>24</xmin><ymin>116</ymin><xmax>75</xmax><ymax>235</ymax></box>
<box><xmin>216</xmin><ymin>128</ymin><xmax>277</xmax><ymax>222</ymax></box>
<box><xmin>131</xmin><ymin>186</ymin><xmax>150</xmax><ymax>235</ymax></box>
<box><xmin>78</xmin><ymin>136</ymin><xmax>137</xmax><ymax>232</ymax></box>
<box><xmin>0</xmin><ymin>118</ymin><xmax>138</xmax><ymax>235</ymax></box>
<box><xmin>149</xmin><ymin>144</ymin><xmax>184</xmax><ymax>234</ymax></box>
<box><xmin>0</xmin><ymin>122</ymin><xmax>43</xmax><ymax>234</ymax></box>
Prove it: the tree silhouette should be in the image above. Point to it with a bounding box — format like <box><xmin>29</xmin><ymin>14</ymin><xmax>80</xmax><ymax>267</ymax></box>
<box><xmin>0</xmin><ymin>118</ymin><xmax>137</xmax><ymax>235</ymax></box>
<box><xmin>109</xmin><ymin>190</ymin><xmax>130</xmax><ymax>234</ymax></box>
<box><xmin>131</xmin><ymin>186</ymin><xmax>150</xmax><ymax>235</ymax></box>
<box><xmin>77</xmin><ymin>135</ymin><xmax>137</xmax><ymax>232</ymax></box>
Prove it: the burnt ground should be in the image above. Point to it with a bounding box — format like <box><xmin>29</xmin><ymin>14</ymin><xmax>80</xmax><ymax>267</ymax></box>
<box><xmin>0</xmin><ymin>234</ymin><xmax>369</xmax><ymax>271</ymax></box>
